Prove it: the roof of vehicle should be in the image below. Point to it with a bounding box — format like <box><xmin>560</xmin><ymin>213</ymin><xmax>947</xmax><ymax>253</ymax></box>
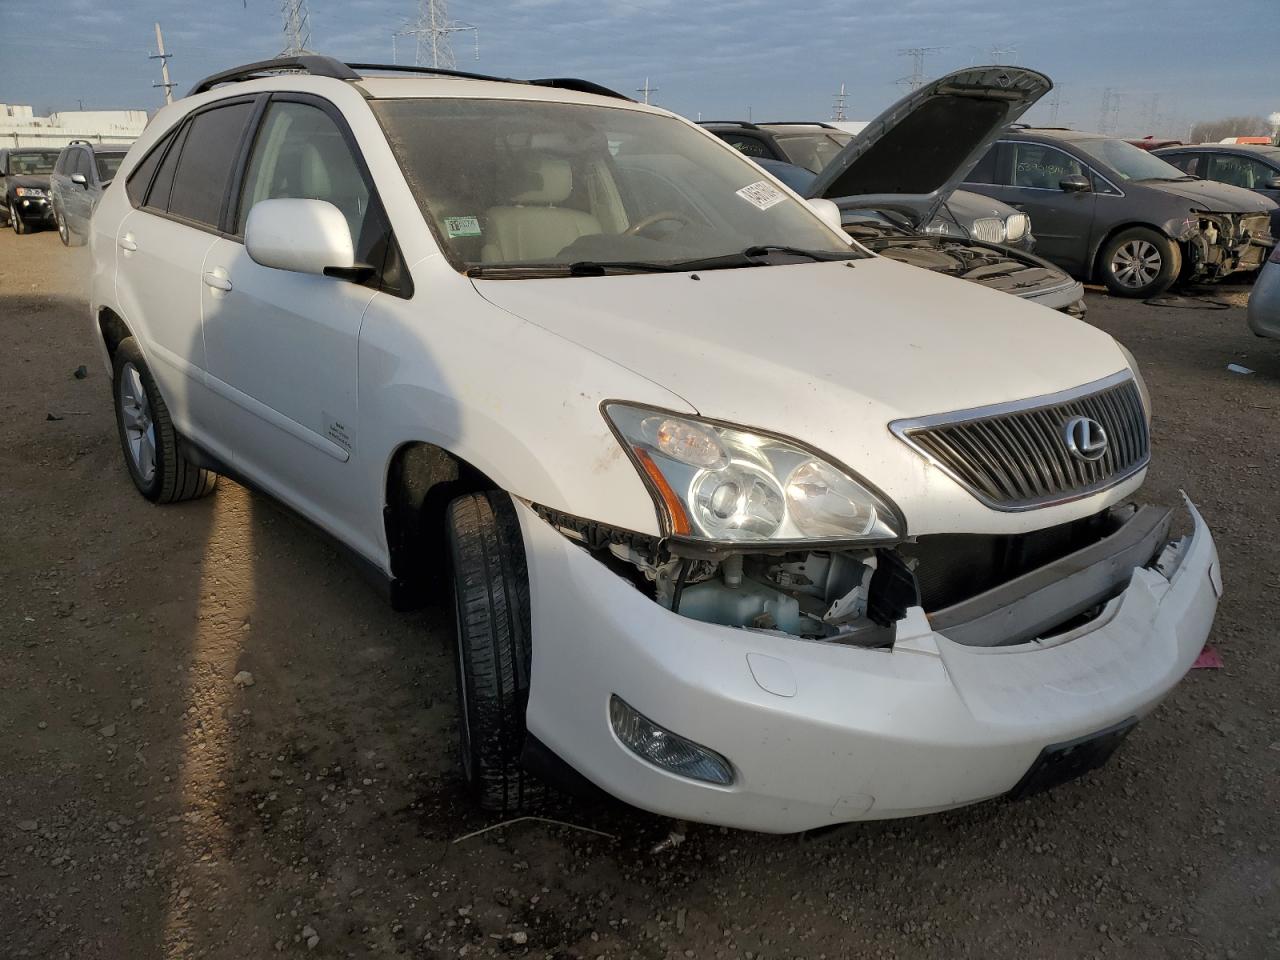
<box><xmin>697</xmin><ymin>120</ymin><xmax>841</xmax><ymax>133</ymax></box>
<box><xmin>186</xmin><ymin>55</ymin><xmax>635</xmax><ymax>105</ymax></box>
<box><xmin>64</xmin><ymin>140</ymin><xmax>128</xmax><ymax>154</ymax></box>
<box><xmin>1006</xmin><ymin>126</ymin><xmax>1109</xmax><ymax>142</ymax></box>
<box><xmin>1154</xmin><ymin>142</ymin><xmax>1280</xmax><ymax>159</ymax></box>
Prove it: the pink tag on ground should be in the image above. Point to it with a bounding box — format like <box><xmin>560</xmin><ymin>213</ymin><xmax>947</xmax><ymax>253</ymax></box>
<box><xmin>1192</xmin><ymin>645</ymin><xmax>1223</xmax><ymax>669</ymax></box>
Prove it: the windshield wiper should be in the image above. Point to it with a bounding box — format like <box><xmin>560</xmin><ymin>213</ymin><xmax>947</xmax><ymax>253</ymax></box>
<box><xmin>740</xmin><ymin>244</ymin><xmax>858</xmax><ymax>261</ymax></box>
<box><xmin>467</xmin><ymin>260</ymin><xmax>681</xmax><ymax>279</ymax></box>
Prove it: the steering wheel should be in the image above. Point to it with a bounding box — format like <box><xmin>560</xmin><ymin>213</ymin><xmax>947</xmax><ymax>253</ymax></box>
<box><xmin>624</xmin><ymin>210</ymin><xmax>691</xmax><ymax>237</ymax></box>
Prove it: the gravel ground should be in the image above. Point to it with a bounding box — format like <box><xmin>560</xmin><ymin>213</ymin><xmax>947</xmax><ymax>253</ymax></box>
<box><xmin>2</xmin><ymin>226</ymin><xmax>1278</xmax><ymax>960</ymax></box>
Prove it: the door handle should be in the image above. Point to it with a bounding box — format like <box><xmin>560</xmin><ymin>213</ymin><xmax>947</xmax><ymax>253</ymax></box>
<box><xmin>202</xmin><ymin>270</ymin><xmax>233</xmax><ymax>292</ymax></box>
<box><xmin>118</xmin><ymin>234</ymin><xmax>137</xmax><ymax>252</ymax></box>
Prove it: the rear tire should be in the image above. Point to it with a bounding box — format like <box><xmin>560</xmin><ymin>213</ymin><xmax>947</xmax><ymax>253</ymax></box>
<box><xmin>446</xmin><ymin>491</ymin><xmax>545</xmax><ymax>813</ymax></box>
<box><xmin>111</xmin><ymin>337</ymin><xmax>217</xmax><ymax>503</ymax></box>
<box><xmin>1099</xmin><ymin>227</ymin><xmax>1180</xmax><ymax>298</ymax></box>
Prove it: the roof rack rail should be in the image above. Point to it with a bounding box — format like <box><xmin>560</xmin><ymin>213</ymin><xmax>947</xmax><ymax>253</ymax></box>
<box><xmin>189</xmin><ymin>57</ymin><xmax>633</xmax><ymax>102</ymax></box>
<box><xmin>695</xmin><ymin>120</ymin><xmax>761</xmax><ymax>129</ymax></box>
<box><xmin>187</xmin><ymin>55</ymin><xmax>360</xmax><ymax>97</ymax></box>
<box><xmin>757</xmin><ymin>120</ymin><xmax>839</xmax><ymax>129</ymax></box>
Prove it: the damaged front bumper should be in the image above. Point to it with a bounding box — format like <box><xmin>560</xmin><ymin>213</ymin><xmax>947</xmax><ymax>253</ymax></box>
<box><xmin>1178</xmin><ymin>211</ymin><xmax>1275</xmax><ymax>281</ymax></box>
<box><xmin>516</xmin><ymin>497</ymin><xmax>1220</xmax><ymax>833</ymax></box>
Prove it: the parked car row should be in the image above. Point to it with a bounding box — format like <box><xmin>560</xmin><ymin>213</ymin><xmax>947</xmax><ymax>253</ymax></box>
<box><xmin>87</xmin><ymin>58</ymin><xmax>1223</xmax><ymax>833</ymax></box>
<box><xmin>0</xmin><ymin>140</ymin><xmax>128</xmax><ymax>241</ymax></box>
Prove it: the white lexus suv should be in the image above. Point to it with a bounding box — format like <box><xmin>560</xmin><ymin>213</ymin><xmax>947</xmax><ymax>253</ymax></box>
<box><xmin>89</xmin><ymin>58</ymin><xmax>1221</xmax><ymax>833</ymax></box>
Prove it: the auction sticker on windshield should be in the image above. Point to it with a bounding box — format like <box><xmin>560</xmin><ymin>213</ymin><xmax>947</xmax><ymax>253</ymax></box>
<box><xmin>444</xmin><ymin>216</ymin><xmax>483</xmax><ymax>238</ymax></box>
<box><xmin>736</xmin><ymin>180</ymin><xmax>786</xmax><ymax>211</ymax></box>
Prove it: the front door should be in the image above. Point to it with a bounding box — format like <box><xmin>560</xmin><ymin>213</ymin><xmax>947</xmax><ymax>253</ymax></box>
<box><xmin>969</xmin><ymin>141</ymin><xmax>1098</xmax><ymax>276</ymax></box>
<box><xmin>201</xmin><ymin>96</ymin><xmax>390</xmax><ymax>549</ymax></box>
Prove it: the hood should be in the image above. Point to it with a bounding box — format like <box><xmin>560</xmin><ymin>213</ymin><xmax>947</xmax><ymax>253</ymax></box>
<box><xmin>1139</xmin><ymin>177</ymin><xmax>1277</xmax><ymax>214</ymax></box>
<box><xmin>472</xmin><ymin>257</ymin><xmax>1126</xmax><ymax>480</ymax></box>
<box><xmin>807</xmin><ymin>66</ymin><xmax>1051</xmax><ymax>227</ymax></box>
<box><xmin>6</xmin><ymin>174</ymin><xmax>49</xmax><ymax>191</ymax></box>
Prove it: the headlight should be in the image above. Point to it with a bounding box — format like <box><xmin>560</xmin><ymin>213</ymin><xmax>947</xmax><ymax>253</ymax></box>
<box><xmin>1115</xmin><ymin>344</ymin><xmax>1152</xmax><ymax>423</ymax></box>
<box><xmin>922</xmin><ymin>218</ymin><xmax>967</xmax><ymax>239</ymax></box>
<box><xmin>15</xmin><ymin>187</ymin><xmax>46</xmax><ymax>197</ymax></box>
<box><xmin>1004</xmin><ymin>212</ymin><xmax>1029</xmax><ymax>242</ymax></box>
<box><xmin>604</xmin><ymin>403</ymin><xmax>903</xmax><ymax>543</ymax></box>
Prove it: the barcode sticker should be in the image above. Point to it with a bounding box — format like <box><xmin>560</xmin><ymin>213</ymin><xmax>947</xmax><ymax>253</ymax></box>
<box><xmin>735</xmin><ymin>180</ymin><xmax>785</xmax><ymax>211</ymax></box>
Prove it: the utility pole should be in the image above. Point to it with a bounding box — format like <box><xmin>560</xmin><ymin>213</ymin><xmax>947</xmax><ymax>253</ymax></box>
<box><xmin>280</xmin><ymin>0</ymin><xmax>312</xmax><ymax>56</ymax></box>
<box><xmin>897</xmin><ymin>47</ymin><xmax>942</xmax><ymax>91</ymax></box>
<box><xmin>636</xmin><ymin>78</ymin><xmax>658</xmax><ymax>106</ymax></box>
<box><xmin>831</xmin><ymin>82</ymin><xmax>848</xmax><ymax>122</ymax></box>
<box><xmin>394</xmin><ymin>0</ymin><xmax>478</xmax><ymax>69</ymax></box>
<box><xmin>149</xmin><ymin>23</ymin><xmax>175</xmax><ymax>106</ymax></box>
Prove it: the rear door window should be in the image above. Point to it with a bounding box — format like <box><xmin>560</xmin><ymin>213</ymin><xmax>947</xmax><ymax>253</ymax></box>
<box><xmin>1206</xmin><ymin>153</ymin><xmax>1276</xmax><ymax>190</ymax></box>
<box><xmin>1009</xmin><ymin>143</ymin><xmax>1087</xmax><ymax>189</ymax></box>
<box><xmin>143</xmin><ymin>123</ymin><xmax>189</xmax><ymax>212</ymax></box>
<box><xmin>125</xmin><ymin>133</ymin><xmax>172</xmax><ymax>207</ymax></box>
<box><xmin>166</xmin><ymin>101</ymin><xmax>256</xmax><ymax>229</ymax></box>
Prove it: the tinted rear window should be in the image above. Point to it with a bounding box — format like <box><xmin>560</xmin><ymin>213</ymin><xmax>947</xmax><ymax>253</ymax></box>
<box><xmin>144</xmin><ymin>123</ymin><xmax>188</xmax><ymax>211</ymax></box>
<box><xmin>167</xmin><ymin>101</ymin><xmax>254</xmax><ymax>229</ymax></box>
<box><xmin>126</xmin><ymin>131</ymin><xmax>174</xmax><ymax>206</ymax></box>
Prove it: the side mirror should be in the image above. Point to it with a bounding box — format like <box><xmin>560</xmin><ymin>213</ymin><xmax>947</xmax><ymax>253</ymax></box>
<box><xmin>806</xmin><ymin>197</ymin><xmax>846</xmax><ymax>236</ymax></box>
<box><xmin>71</xmin><ymin>173</ymin><xmax>88</xmax><ymax>187</ymax></box>
<box><xmin>245</xmin><ymin>198</ymin><xmax>355</xmax><ymax>277</ymax></box>
<box><xmin>1059</xmin><ymin>175</ymin><xmax>1092</xmax><ymax>193</ymax></box>
<box><xmin>1267</xmin><ymin>177</ymin><xmax>1280</xmax><ymax>190</ymax></box>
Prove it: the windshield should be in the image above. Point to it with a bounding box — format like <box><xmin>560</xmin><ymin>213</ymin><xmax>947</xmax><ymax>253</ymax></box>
<box><xmin>7</xmin><ymin>151</ymin><xmax>58</xmax><ymax>176</ymax></box>
<box><xmin>770</xmin><ymin>131</ymin><xmax>852</xmax><ymax>174</ymax></box>
<box><xmin>372</xmin><ymin>98</ymin><xmax>856</xmax><ymax>274</ymax></box>
<box><xmin>1073</xmin><ymin>138</ymin><xmax>1188</xmax><ymax>181</ymax></box>
<box><xmin>95</xmin><ymin>153</ymin><xmax>125</xmax><ymax>182</ymax></box>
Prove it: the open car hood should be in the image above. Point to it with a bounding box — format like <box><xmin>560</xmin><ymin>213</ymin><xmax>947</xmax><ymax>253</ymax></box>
<box><xmin>806</xmin><ymin>66</ymin><xmax>1052</xmax><ymax>227</ymax></box>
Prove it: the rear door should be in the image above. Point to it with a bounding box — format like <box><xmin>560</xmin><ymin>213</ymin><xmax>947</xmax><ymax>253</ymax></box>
<box><xmin>112</xmin><ymin>98</ymin><xmax>258</xmax><ymax>450</ymax></box>
<box><xmin>200</xmin><ymin>94</ymin><xmax>400</xmax><ymax>538</ymax></box>
<box><xmin>966</xmin><ymin>140</ymin><xmax>1097</xmax><ymax>275</ymax></box>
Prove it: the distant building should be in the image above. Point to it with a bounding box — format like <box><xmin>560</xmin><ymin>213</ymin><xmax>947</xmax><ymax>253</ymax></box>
<box><xmin>1</xmin><ymin>104</ymin><xmax>149</xmax><ymax>149</ymax></box>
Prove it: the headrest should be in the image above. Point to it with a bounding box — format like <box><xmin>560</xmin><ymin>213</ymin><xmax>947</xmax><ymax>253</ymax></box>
<box><xmin>510</xmin><ymin>156</ymin><xmax>573</xmax><ymax>204</ymax></box>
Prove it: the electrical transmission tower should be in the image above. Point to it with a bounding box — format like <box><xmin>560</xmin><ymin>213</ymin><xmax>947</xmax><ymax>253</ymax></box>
<box><xmin>897</xmin><ymin>47</ymin><xmax>942</xmax><ymax>91</ymax></box>
<box><xmin>1098</xmin><ymin>87</ymin><xmax>1122</xmax><ymax>135</ymax></box>
<box><xmin>280</xmin><ymin>0</ymin><xmax>312</xmax><ymax>56</ymax></box>
<box><xmin>393</xmin><ymin>0</ymin><xmax>478</xmax><ymax>69</ymax></box>
<box><xmin>831</xmin><ymin>82</ymin><xmax>848</xmax><ymax>121</ymax></box>
<box><xmin>988</xmin><ymin>44</ymin><xmax>1017</xmax><ymax>64</ymax></box>
<box><xmin>1046</xmin><ymin>85</ymin><xmax>1065</xmax><ymax>126</ymax></box>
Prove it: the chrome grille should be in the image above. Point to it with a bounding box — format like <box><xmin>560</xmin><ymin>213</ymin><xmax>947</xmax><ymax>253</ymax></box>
<box><xmin>891</xmin><ymin>372</ymin><xmax>1150</xmax><ymax>511</ymax></box>
<box><xmin>971</xmin><ymin>217</ymin><xmax>1005</xmax><ymax>244</ymax></box>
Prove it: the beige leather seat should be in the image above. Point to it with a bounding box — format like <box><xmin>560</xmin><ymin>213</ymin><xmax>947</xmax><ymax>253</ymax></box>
<box><xmin>481</xmin><ymin>157</ymin><xmax>601</xmax><ymax>263</ymax></box>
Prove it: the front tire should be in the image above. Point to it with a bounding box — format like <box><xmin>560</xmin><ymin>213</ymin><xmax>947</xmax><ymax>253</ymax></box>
<box><xmin>446</xmin><ymin>491</ymin><xmax>545</xmax><ymax>813</ymax></box>
<box><xmin>56</xmin><ymin>207</ymin><xmax>70</xmax><ymax>246</ymax></box>
<box><xmin>111</xmin><ymin>337</ymin><xmax>217</xmax><ymax>503</ymax></box>
<box><xmin>1099</xmin><ymin>227</ymin><xmax>1181</xmax><ymax>298</ymax></box>
<box><xmin>12</xmin><ymin>210</ymin><xmax>27</xmax><ymax>235</ymax></box>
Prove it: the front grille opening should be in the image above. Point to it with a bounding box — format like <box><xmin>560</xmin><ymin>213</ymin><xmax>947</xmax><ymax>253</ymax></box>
<box><xmin>896</xmin><ymin>376</ymin><xmax>1150</xmax><ymax>510</ymax></box>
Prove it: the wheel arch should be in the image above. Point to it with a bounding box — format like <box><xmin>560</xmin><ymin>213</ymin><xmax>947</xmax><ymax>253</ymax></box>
<box><xmin>383</xmin><ymin>439</ymin><xmax>501</xmax><ymax>609</ymax></box>
<box><xmin>97</xmin><ymin>306</ymin><xmax>134</xmax><ymax>358</ymax></box>
<box><xmin>1088</xmin><ymin>220</ymin><xmax>1176</xmax><ymax>282</ymax></box>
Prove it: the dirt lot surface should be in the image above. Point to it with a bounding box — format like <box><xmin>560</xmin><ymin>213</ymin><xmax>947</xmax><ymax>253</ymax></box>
<box><xmin>2</xmin><ymin>226</ymin><xmax>1278</xmax><ymax>960</ymax></box>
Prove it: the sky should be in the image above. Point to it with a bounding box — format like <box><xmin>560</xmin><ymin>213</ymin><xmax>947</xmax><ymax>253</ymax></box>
<box><xmin>1</xmin><ymin>0</ymin><xmax>1277</xmax><ymax>138</ymax></box>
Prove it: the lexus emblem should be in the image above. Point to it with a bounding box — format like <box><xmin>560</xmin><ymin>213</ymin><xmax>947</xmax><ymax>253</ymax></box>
<box><xmin>1063</xmin><ymin>416</ymin><xmax>1108</xmax><ymax>462</ymax></box>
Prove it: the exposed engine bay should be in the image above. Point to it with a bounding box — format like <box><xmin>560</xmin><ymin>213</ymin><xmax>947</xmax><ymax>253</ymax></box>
<box><xmin>1183</xmin><ymin>211</ymin><xmax>1274</xmax><ymax>281</ymax></box>
<box><xmin>843</xmin><ymin>216</ymin><xmax>1084</xmax><ymax>313</ymax></box>
<box><xmin>539</xmin><ymin>501</ymin><xmax>1180</xmax><ymax>650</ymax></box>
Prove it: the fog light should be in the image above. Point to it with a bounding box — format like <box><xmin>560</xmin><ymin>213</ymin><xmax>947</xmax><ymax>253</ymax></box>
<box><xmin>609</xmin><ymin>695</ymin><xmax>734</xmax><ymax>785</ymax></box>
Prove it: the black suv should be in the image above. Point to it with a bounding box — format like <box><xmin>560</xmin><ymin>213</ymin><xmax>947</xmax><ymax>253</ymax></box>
<box><xmin>0</xmin><ymin>147</ymin><xmax>60</xmax><ymax>234</ymax></box>
<box><xmin>962</xmin><ymin>127</ymin><xmax>1277</xmax><ymax>297</ymax></box>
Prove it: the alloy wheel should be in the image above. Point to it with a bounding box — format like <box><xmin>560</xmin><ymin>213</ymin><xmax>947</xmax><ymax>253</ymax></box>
<box><xmin>1110</xmin><ymin>239</ymin><xmax>1162</xmax><ymax>290</ymax></box>
<box><xmin>118</xmin><ymin>362</ymin><xmax>156</xmax><ymax>483</ymax></box>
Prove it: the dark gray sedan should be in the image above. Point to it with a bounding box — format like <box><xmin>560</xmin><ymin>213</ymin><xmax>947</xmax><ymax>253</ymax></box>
<box><xmin>963</xmin><ymin>128</ymin><xmax>1277</xmax><ymax>298</ymax></box>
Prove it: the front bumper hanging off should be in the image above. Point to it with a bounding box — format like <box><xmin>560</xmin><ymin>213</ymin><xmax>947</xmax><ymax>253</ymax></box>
<box><xmin>516</xmin><ymin>497</ymin><xmax>1220</xmax><ymax>833</ymax></box>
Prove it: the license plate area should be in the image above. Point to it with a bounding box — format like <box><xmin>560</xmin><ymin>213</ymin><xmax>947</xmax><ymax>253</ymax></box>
<box><xmin>1008</xmin><ymin>717</ymin><xmax>1137</xmax><ymax>800</ymax></box>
